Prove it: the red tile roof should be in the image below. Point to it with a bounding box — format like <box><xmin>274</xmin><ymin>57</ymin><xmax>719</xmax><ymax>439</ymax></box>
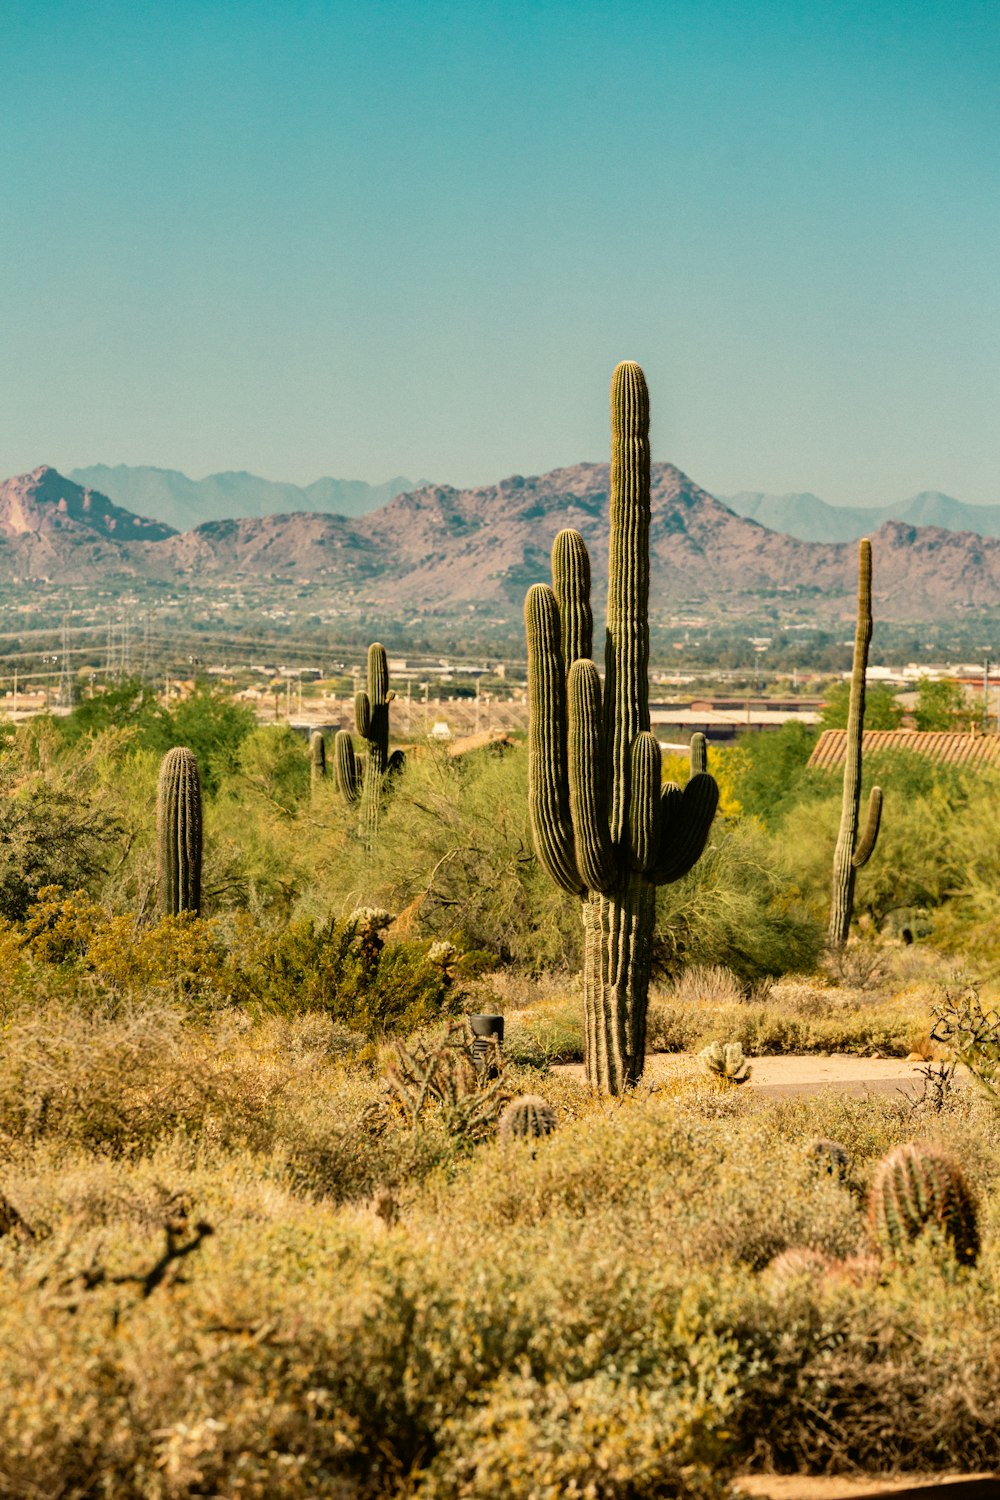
<box><xmin>808</xmin><ymin>728</ymin><xmax>1000</xmax><ymax>769</ymax></box>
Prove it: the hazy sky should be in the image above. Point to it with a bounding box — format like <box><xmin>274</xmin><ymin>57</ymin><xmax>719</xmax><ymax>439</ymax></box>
<box><xmin>2</xmin><ymin>0</ymin><xmax>998</xmax><ymax>505</ymax></box>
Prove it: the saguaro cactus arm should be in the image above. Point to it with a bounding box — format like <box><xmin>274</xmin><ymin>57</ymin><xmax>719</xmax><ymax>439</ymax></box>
<box><xmin>310</xmin><ymin>730</ymin><xmax>327</xmax><ymax>779</ymax></box>
<box><xmin>853</xmin><ymin>786</ymin><xmax>883</xmax><ymax>868</ymax></box>
<box><xmin>355</xmin><ymin>693</ymin><xmax>372</xmax><ymax>739</ymax></box>
<box><xmin>629</xmin><ymin>732</ymin><xmax>661</xmax><ymax>875</ymax></box>
<box><xmin>566</xmin><ymin>659</ymin><xmax>617</xmax><ymax>892</ymax></box>
<box><xmin>605</xmin><ymin>362</ymin><xmax>651</xmax><ymax>843</ymax></box>
<box><xmin>334</xmin><ymin>730</ymin><xmax>363</xmax><ymax>806</ymax></box>
<box><xmin>525</xmin><ymin>584</ymin><xmax>585</xmax><ymax>896</ymax></box>
<box><xmin>552</xmin><ymin>528</ymin><xmax>594</xmax><ymax>667</ymax></box>
<box><xmin>651</xmin><ymin>773</ymin><xmax>719</xmax><ymax>884</ymax></box>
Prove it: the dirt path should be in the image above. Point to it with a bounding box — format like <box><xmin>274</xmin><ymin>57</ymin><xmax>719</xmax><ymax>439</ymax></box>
<box><xmin>553</xmin><ymin>1052</ymin><xmax>959</xmax><ymax>1099</ymax></box>
<box><xmin>737</xmin><ymin>1475</ymin><xmax>996</xmax><ymax>1499</ymax></box>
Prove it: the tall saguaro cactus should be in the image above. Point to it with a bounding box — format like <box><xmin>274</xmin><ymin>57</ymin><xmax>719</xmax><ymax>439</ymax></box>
<box><xmin>525</xmin><ymin>362</ymin><xmax>719</xmax><ymax>1094</ymax></box>
<box><xmin>828</xmin><ymin>538</ymin><xmax>883</xmax><ymax>947</ymax></box>
<box><xmin>157</xmin><ymin>746</ymin><xmax>203</xmax><ymax>916</ymax></box>
<box><xmin>334</xmin><ymin>642</ymin><xmax>404</xmax><ymax>839</ymax></box>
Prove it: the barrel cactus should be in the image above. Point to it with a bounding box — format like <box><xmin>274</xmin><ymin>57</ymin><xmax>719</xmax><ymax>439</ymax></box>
<box><xmin>829</xmin><ymin>538</ymin><xmax>883</xmax><ymax>947</ymax></box>
<box><xmin>157</xmin><ymin>746</ymin><xmax>202</xmax><ymax>916</ymax></box>
<box><xmin>334</xmin><ymin>643</ymin><xmax>405</xmax><ymax>839</ymax></box>
<box><xmin>808</xmin><ymin>1138</ymin><xmax>850</xmax><ymax>1180</ymax></box>
<box><xmin>869</xmin><ymin>1142</ymin><xmax>979</xmax><ymax>1265</ymax></box>
<box><xmin>498</xmin><ymin>1095</ymin><xmax>558</xmax><ymax>1141</ymax></box>
<box><xmin>525</xmin><ymin>362</ymin><xmax>719</xmax><ymax>1093</ymax></box>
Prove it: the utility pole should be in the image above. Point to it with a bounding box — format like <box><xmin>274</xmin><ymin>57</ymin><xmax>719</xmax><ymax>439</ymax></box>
<box><xmin>984</xmin><ymin>655</ymin><xmax>991</xmax><ymax>734</ymax></box>
<box><xmin>58</xmin><ymin>615</ymin><xmax>72</xmax><ymax>706</ymax></box>
<box><xmin>142</xmin><ymin>612</ymin><xmax>152</xmax><ymax>684</ymax></box>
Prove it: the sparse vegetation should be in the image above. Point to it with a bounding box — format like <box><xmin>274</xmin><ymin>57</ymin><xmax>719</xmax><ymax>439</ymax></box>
<box><xmin>3</xmin><ymin>394</ymin><xmax>1000</xmax><ymax>1493</ymax></box>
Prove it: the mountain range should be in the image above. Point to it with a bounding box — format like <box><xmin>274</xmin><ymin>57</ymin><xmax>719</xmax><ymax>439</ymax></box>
<box><xmin>3</xmin><ymin>464</ymin><xmax>1000</xmax><ymax>623</ymax></box>
<box><xmin>721</xmin><ymin>489</ymin><xmax>1000</xmax><ymax>543</ymax></box>
<box><xmin>67</xmin><ymin>464</ymin><xmax>1000</xmax><ymax>546</ymax></box>
<box><xmin>68</xmin><ymin>465</ymin><xmax>425</xmax><ymax>532</ymax></box>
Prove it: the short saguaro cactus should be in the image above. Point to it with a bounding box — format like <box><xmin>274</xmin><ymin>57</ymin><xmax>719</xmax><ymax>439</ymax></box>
<box><xmin>157</xmin><ymin>746</ymin><xmax>203</xmax><ymax>916</ymax></box>
<box><xmin>334</xmin><ymin>643</ymin><xmax>405</xmax><ymax>841</ymax></box>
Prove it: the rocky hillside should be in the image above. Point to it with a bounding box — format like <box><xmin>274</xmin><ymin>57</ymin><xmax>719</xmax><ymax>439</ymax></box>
<box><xmin>2</xmin><ymin>462</ymin><xmax>1000</xmax><ymax>621</ymax></box>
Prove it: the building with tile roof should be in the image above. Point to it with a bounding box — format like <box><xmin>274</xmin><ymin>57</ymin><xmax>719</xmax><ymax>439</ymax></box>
<box><xmin>808</xmin><ymin>728</ymin><xmax>1000</xmax><ymax>770</ymax></box>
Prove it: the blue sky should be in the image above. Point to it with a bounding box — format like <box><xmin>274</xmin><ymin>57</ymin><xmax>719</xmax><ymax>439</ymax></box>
<box><xmin>2</xmin><ymin>0</ymin><xmax>998</xmax><ymax>504</ymax></box>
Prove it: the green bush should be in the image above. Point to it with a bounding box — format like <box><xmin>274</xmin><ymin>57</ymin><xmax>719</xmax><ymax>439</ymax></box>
<box><xmin>656</xmin><ymin>818</ymin><xmax>823</xmax><ymax>983</ymax></box>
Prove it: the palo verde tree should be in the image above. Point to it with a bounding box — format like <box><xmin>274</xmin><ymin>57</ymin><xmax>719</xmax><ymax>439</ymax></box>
<box><xmin>525</xmin><ymin>361</ymin><xmax>719</xmax><ymax>1093</ymax></box>
<box><xmin>828</xmin><ymin>538</ymin><xmax>883</xmax><ymax>947</ymax></box>
<box><xmin>334</xmin><ymin>643</ymin><xmax>404</xmax><ymax>841</ymax></box>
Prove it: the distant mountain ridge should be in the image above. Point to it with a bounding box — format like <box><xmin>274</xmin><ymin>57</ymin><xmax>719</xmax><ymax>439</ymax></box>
<box><xmin>68</xmin><ymin>464</ymin><xmax>426</xmax><ymax>532</ymax></box>
<box><xmin>722</xmin><ymin>488</ymin><xmax>1000</xmax><ymax>542</ymax></box>
<box><xmin>5</xmin><ymin>462</ymin><xmax>1000</xmax><ymax>623</ymax></box>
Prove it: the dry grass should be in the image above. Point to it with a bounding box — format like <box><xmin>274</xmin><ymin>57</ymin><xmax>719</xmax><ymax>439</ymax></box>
<box><xmin>0</xmin><ymin>990</ymin><xmax>998</xmax><ymax>1495</ymax></box>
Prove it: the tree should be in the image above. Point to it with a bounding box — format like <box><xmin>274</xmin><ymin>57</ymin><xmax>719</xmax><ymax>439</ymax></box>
<box><xmin>914</xmin><ymin>676</ymin><xmax>966</xmax><ymax>731</ymax></box>
<box><xmin>820</xmin><ymin>680</ymin><xmax>902</xmax><ymax>731</ymax></box>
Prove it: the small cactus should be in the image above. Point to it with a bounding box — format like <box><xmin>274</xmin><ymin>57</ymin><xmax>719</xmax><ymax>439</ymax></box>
<box><xmin>157</xmin><ymin>747</ymin><xmax>203</xmax><ymax>916</ymax></box>
<box><xmin>765</xmin><ymin>1246</ymin><xmax>832</xmax><ymax>1281</ymax></box>
<box><xmin>808</xmin><ymin>1138</ymin><xmax>850</xmax><ymax>1180</ymax></box>
<box><xmin>869</xmin><ymin>1142</ymin><xmax>979</xmax><ymax>1265</ymax></box>
<box><xmin>310</xmin><ymin>730</ymin><xmax>327</xmax><ymax>787</ymax></box>
<box><xmin>498</xmin><ymin>1094</ymin><xmax>558</xmax><ymax>1141</ymax></box>
<box><xmin>698</xmin><ymin>1040</ymin><xmax>751</xmax><ymax>1085</ymax></box>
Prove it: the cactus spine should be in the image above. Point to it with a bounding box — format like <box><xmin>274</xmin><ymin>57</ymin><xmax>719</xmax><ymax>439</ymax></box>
<box><xmin>310</xmin><ymin>729</ymin><xmax>327</xmax><ymax>790</ymax></box>
<box><xmin>828</xmin><ymin>538</ymin><xmax>883</xmax><ymax>947</ymax></box>
<box><xmin>525</xmin><ymin>362</ymin><xmax>719</xmax><ymax>1094</ymax></box>
<box><xmin>869</xmin><ymin>1142</ymin><xmax>979</xmax><ymax>1265</ymax></box>
<box><xmin>157</xmin><ymin>747</ymin><xmax>202</xmax><ymax>916</ymax></box>
<box><xmin>334</xmin><ymin>643</ymin><xmax>404</xmax><ymax>839</ymax></box>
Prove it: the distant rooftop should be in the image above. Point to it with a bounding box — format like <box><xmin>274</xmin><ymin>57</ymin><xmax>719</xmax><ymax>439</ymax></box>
<box><xmin>809</xmin><ymin>728</ymin><xmax>1000</xmax><ymax>770</ymax></box>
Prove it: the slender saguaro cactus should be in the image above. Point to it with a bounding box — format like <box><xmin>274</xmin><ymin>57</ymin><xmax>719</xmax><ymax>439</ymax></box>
<box><xmin>525</xmin><ymin>362</ymin><xmax>719</xmax><ymax>1094</ymax></box>
<box><xmin>828</xmin><ymin>539</ymin><xmax>883</xmax><ymax>947</ymax></box>
<box><xmin>157</xmin><ymin>746</ymin><xmax>202</xmax><ymax>916</ymax></box>
<box><xmin>310</xmin><ymin>729</ymin><xmax>327</xmax><ymax>792</ymax></box>
<box><xmin>334</xmin><ymin>643</ymin><xmax>404</xmax><ymax>839</ymax></box>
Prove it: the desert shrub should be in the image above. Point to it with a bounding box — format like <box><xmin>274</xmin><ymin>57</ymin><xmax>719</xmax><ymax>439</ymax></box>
<box><xmin>304</xmin><ymin>746</ymin><xmax>581</xmax><ymax>967</ymax></box>
<box><xmin>0</xmin><ymin>1003</ymin><xmax>1000</xmax><ymax>1493</ymax></box>
<box><xmin>218</xmin><ymin>723</ymin><xmax>311</xmax><ymax>817</ymax></box>
<box><xmin>778</xmin><ymin>752</ymin><xmax>979</xmax><ymax>934</ymax></box>
<box><xmin>0</xmin><ymin>730</ymin><xmax>127</xmax><ymax>920</ymax></box>
<box><xmin>656</xmin><ymin>818</ymin><xmax>823</xmax><ymax>983</ymax></box>
<box><xmin>645</xmin><ymin>988</ymin><xmax>927</xmax><ymax>1058</ymax></box>
<box><xmin>720</xmin><ymin>722</ymin><xmax>819</xmax><ymax>825</ymax></box>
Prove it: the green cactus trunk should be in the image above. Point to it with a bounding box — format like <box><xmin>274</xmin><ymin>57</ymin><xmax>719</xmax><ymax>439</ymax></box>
<box><xmin>828</xmin><ymin>539</ymin><xmax>883</xmax><ymax>947</ymax></box>
<box><xmin>525</xmin><ymin>363</ymin><xmax>720</xmax><ymax>1094</ymax></box>
<box><xmin>582</xmin><ymin>883</ymin><xmax>656</xmax><ymax>1092</ymax></box>
<box><xmin>157</xmin><ymin>746</ymin><xmax>202</xmax><ymax>917</ymax></box>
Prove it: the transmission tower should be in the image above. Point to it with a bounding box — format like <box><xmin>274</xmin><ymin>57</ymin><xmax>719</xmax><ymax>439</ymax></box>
<box><xmin>58</xmin><ymin>615</ymin><xmax>72</xmax><ymax>706</ymax></box>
